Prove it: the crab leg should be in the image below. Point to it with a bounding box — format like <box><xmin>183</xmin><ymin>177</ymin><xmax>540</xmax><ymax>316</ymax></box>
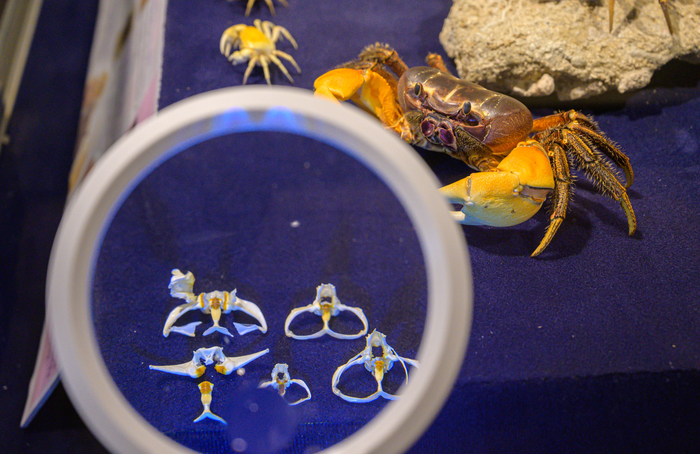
<box><xmin>268</xmin><ymin>24</ymin><xmax>297</xmax><ymax>49</ymax></box>
<box><xmin>533</xmin><ymin>110</ymin><xmax>633</xmax><ymax>188</ymax></box>
<box><xmin>532</xmin><ymin>143</ymin><xmax>571</xmax><ymax>257</ymax></box>
<box><xmin>560</xmin><ymin>129</ymin><xmax>637</xmax><ymax>236</ymax></box>
<box><xmin>242</xmin><ymin>56</ymin><xmax>258</xmax><ymax>85</ymax></box>
<box><xmin>274</xmin><ymin>50</ymin><xmax>300</xmax><ymax>73</ymax></box>
<box><xmin>269</xmin><ymin>54</ymin><xmax>294</xmax><ymax>83</ymax></box>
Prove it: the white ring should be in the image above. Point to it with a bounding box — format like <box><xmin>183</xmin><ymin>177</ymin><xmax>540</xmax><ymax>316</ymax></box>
<box><xmin>48</xmin><ymin>86</ymin><xmax>473</xmax><ymax>454</ymax></box>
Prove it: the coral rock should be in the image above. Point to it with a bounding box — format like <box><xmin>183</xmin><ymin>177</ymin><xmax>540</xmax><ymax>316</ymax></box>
<box><xmin>440</xmin><ymin>0</ymin><xmax>700</xmax><ymax>100</ymax></box>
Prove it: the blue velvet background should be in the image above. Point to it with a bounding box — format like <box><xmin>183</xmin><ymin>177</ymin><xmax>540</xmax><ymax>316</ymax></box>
<box><xmin>2</xmin><ymin>0</ymin><xmax>700</xmax><ymax>453</ymax></box>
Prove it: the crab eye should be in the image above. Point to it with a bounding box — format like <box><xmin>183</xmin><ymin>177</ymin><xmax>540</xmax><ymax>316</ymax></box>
<box><xmin>414</xmin><ymin>83</ymin><xmax>423</xmax><ymax>97</ymax></box>
<box><xmin>461</xmin><ymin>102</ymin><xmax>472</xmax><ymax>115</ymax></box>
<box><xmin>465</xmin><ymin>115</ymin><xmax>479</xmax><ymax>127</ymax></box>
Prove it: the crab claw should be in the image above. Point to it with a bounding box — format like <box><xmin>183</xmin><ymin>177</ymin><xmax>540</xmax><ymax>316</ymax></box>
<box><xmin>314</xmin><ymin>68</ymin><xmax>409</xmax><ymax>138</ymax></box>
<box><xmin>440</xmin><ymin>140</ymin><xmax>554</xmax><ymax>227</ymax></box>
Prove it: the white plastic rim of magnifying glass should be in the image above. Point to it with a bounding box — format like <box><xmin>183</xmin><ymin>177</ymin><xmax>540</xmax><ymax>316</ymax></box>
<box><xmin>47</xmin><ymin>86</ymin><xmax>473</xmax><ymax>454</ymax></box>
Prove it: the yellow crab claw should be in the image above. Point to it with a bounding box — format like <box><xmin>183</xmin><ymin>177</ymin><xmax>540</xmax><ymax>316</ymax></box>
<box><xmin>440</xmin><ymin>140</ymin><xmax>554</xmax><ymax>227</ymax></box>
<box><xmin>314</xmin><ymin>68</ymin><xmax>407</xmax><ymax>137</ymax></box>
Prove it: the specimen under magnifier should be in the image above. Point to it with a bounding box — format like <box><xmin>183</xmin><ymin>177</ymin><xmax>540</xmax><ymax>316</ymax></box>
<box><xmin>285</xmin><ymin>283</ymin><xmax>369</xmax><ymax>340</ymax></box>
<box><xmin>164</xmin><ymin>269</ymin><xmax>268</xmax><ymax>338</ymax></box>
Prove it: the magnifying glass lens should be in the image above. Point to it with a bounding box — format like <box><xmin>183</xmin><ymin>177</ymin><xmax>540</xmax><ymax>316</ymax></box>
<box><xmin>91</xmin><ymin>131</ymin><xmax>427</xmax><ymax>453</ymax></box>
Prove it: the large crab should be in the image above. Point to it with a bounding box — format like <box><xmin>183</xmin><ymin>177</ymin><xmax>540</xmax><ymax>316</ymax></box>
<box><xmin>314</xmin><ymin>44</ymin><xmax>636</xmax><ymax>256</ymax></box>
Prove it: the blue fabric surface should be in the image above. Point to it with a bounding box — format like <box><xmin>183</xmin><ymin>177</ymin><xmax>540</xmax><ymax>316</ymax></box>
<box><xmin>2</xmin><ymin>0</ymin><xmax>700</xmax><ymax>452</ymax></box>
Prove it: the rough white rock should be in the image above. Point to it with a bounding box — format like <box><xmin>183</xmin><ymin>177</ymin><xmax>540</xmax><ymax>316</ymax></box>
<box><xmin>440</xmin><ymin>0</ymin><xmax>700</xmax><ymax>100</ymax></box>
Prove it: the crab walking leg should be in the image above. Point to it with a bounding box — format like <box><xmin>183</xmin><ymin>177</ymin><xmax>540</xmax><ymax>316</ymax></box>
<box><xmin>244</xmin><ymin>0</ymin><xmax>259</xmax><ymax>16</ymax></box>
<box><xmin>560</xmin><ymin>129</ymin><xmax>637</xmax><ymax>236</ymax></box>
<box><xmin>274</xmin><ymin>51</ymin><xmax>300</xmax><ymax>73</ymax></box>
<box><xmin>260</xmin><ymin>55</ymin><xmax>271</xmax><ymax>85</ymax></box>
<box><xmin>440</xmin><ymin>140</ymin><xmax>554</xmax><ymax>228</ymax></box>
<box><xmin>270</xmin><ymin>25</ymin><xmax>297</xmax><ymax>50</ymax></box>
<box><xmin>532</xmin><ymin>110</ymin><xmax>634</xmax><ymax>189</ymax></box>
<box><xmin>269</xmin><ymin>54</ymin><xmax>294</xmax><ymax>83</ymax></box>
<box><xmin>194</xmin><ymin>382</ymin><xmax>226</xmax><ymax>424</ymax></box>
<box><xmin>242</xmin><ymin>56</ymin><xmax>258</xmax><ymax>85</ymax></box>
<box><xmin>261</xmin><ymin>0</ymin><xmax>276</xmax><ymax>16</ymax></box>
<box><xmin>531</xmin><ymin>143</ymin><xmax>571</xmax><ymax>257</ymax></box>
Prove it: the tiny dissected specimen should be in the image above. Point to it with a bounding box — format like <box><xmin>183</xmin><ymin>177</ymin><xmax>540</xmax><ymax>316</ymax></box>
<box><xmin>259</xmin><ymin>363</ymin><xmax>311</xmax><ymax>405</ymax></box>
<box><xmin>332</xmin><ymin>330</ymin><xmax>419</xmax><ymax>403</ymax></box>
<box><xmin>285</xmin><ymin>283</ymin><xmax>368</xmax><ymax>340</ymax></box>
<box><xmin>149</xmin><ymin>346</ymin><xmax>269</xmax><ymax>378</ymax></box>
<box><xmin>164</xmin><ymin>269</ymin><xmax>267</xmax><ymax>337</ymax></box>
<box><xmin>194</xmin><ymin>381</ymin><xmax>226</xmax><ymax>424</ymax></box>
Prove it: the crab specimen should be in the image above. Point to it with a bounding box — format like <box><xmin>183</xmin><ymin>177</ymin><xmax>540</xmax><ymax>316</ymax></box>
<box><xmin>259</xmin><ymin>363</ymin><xmax>311</xmax><ymax>405</ymax></box>
<box><xmin>194</xmin><ymin>381</ymin><xmax>226</xmax><ymax>424</ymax></box>
<box><xmin>314</xmin><ymin>44</ymin><xmax>637</xmax><ymax>256</ymax></box>
<box><xmin>163</xmin><ymin>269</ymin><xmax>267</xmax><ymax>337</ymax></box>
<box><xmin>219</xmin><ymin>19</ymin><xmax>300</xmax><ymax>85</ymax></box>
<box><xmin>332</xmin><ymin>330</ymin><xmax>419</xmax><ymax>403</ymax></box>
<box><xmin>149</xmin><ymin>346</ymin><xmax>269</xmax><ymax>378</ymax></box>
<box><xmin>284</xmin><ymin>283</ymin><xmax>369</xmax><ymax>340</ymax></box>
<box><xmin>228</xmin><ymin>0</ymin><xmax>289</xmax><ymax>17</ymax></box>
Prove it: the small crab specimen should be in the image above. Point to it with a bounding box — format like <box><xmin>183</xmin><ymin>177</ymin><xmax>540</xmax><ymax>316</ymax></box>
<box><xmin>149</xmin><ymin>346</ymin><xmax>269</xmax><ymax>378</ymax></box>
<box><xmin>285</xmin><ymin>283</ymin><xmax>368</xmax><ymax>340</ymax></box>
<box><xmin>314</xmin><ymin>44</ymin><xmax>637</xmax><ymax>256</ymax></box>
<box><xmin>164</xmin><ymin>269</ymin><xmax>267</xmax><ymax>337</ymax></box>
<box><xmin>332</xmin><ymin>330</ymin><xmax>419</xmax><ymax>403</ymax></box>
<box><xmin>259</xmin><ymin>363</ymin><xmax>311</xmax><ymax>405</ymax></box>
<box><xmin>219</xmin><ymin>19</ymin><xmax>300</xmax><ymax>85</ymax></box>
<box><xmin>194</xmin><ymin>381</ymin><xmax>226</xmax><ymax>424</ymax></box>
<box><xmin>228</xmin><ymin>0</ymin><xmax>289</xmax><ymax>17</ymax></box>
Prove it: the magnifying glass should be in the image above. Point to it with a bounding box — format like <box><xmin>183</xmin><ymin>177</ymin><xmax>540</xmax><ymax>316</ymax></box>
<box><xmin>48</xmin><ymin>86</ymin><xmax>472</xmax><ymax>454</ymax></box>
